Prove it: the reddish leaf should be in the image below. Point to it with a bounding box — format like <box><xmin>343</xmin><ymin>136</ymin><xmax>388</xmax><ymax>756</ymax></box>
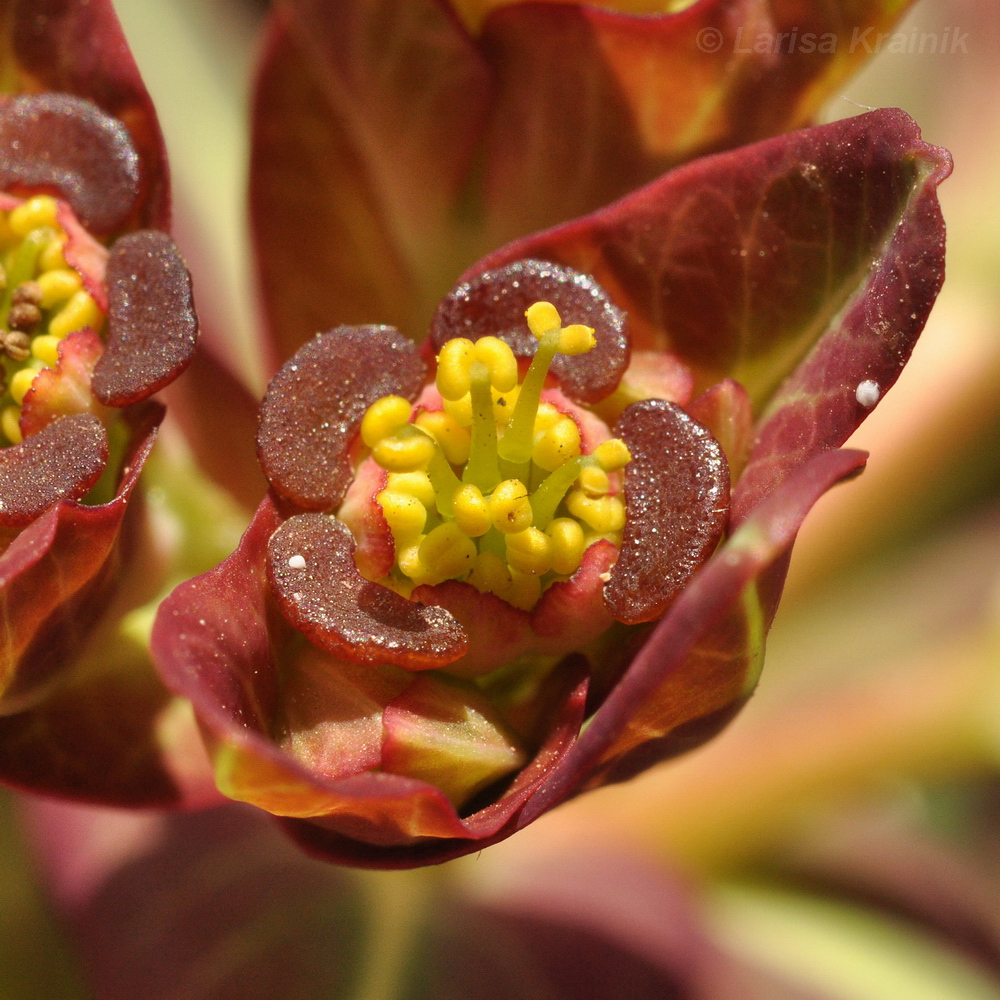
<box><xmin>257</xmin><ymin>326</ymin><xmax>426</xmax><ymax>510</ymax></box>
<box><xmin>429</xmin><ymin>259</ymin><xmax>630</xmax><ymax>405</ymax></box>
<box><xmin>253</xmin><ymin>0</ymin><xmax>918</xmax><ymax>359</ymax></box>
<box><xmin>605</xmin><ymin>400</ymin><xmax>730</xmax><ymax>625</ymax></box>
<box><xmin>0</xmin><ymin>405</ymin><xmax>203</xmax><ymax>807</ymax></box>
<box><xmin>0</xmin><ymin>414</ymin><xmax>108</xmax><ymax>528</ymax></box>
<box><xmin>0</xmin><ymin>94</ymin><xmax>139</xmax><ymax>235</ymax></box>
<box><xmin>686</xmin><ymin>378</ymin><xmax>755</xmax><ymax>481</ymax></box>
<box><xmin>267</xmin><ymin>513</ymin><xmax>469</xmax><ymax>670</ymax></box>
<box><xmin>92</xmin><ymin>230</ymin><xmax>198</xmax><ymax>406</ymax></box>
<box><xmin>1</xmin><ymin>0</ymin><xmax>169</xmax><ymax>229</ymax></box>
<box><xmin>475</xmin><ymin>109</ymin><xmax>950</xmax><ymax>412</ymax></box>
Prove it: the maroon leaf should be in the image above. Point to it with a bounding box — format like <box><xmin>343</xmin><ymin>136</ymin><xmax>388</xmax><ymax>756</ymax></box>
<box><xmin>686</xmin><ymin>378</ymin><xmax>755</xmax><ymax>481</ymax></box>
<box><xmin>253</xmin><ymin>0</ymin><xmax>919</xmax><ymax>360</ymax></box>
<box><xmin>474</xmin><ymin>109</ymin><xmax>950</xmax><ymax>413</ymax></box>
<box><xmin>0</xmin><ymin>94</ymin><xmax>139</xmax><ymax>235</ymax></box>
<box><xmin>605</xmin><ymin>400</ymin><xmax>729</xmax><ymax>625</ymax></box>
<box><xmin>2</xmin><ymin>0</ymin><xmax>170</xmax><ymax>229</ymax></box>
<box><xmin>92</xmin><ymin>230</ymin><xmax>199</xmax><ymax>406</ymax></box>
<box><xmin>267</xmin><ymin>513</ymin><xmax>468</xmax><ymax>670</ymax></box>
<box><xmin>0</xmin><ymin>414</ymin><xmax>108</xmax><ymax>528</ymax></box>
<box><xmin>429</xmin><ymin>260</ymin><xmax>630</xmax><ymax>404</ymax></box>
<box><xmin>257</xmin><ymin>326</ymin><xmax>426</xmax><ymax>510</ymax></box>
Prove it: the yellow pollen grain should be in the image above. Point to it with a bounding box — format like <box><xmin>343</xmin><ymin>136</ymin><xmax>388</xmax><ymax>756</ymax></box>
<box><xmin>547</xmin><ymin>518</ymin><xmax>586</xmax><ymax>576</ymax></box>
<box><xmin>489</xmin><ymin>479</ymin><xmax>533</xmax><ymax>534</ymax></box>
<box><xmin>491</xmin><ymin>384</ymin><xmax>519</xmax><ymax>426</ymax></box>
<box><xmin>9</xmin><ymin>196</ymin><xmax>59</xmax><ymax>237</ymax></box>
<box><xmin>371</xmin><ymin>427</ymin><xmax>437</xmax><ymax>472</ymax></box>
<box><xmin>451</xmin><ymin>483</ymin><xmax>492</xmax><ymax>537</ymax></box>
<box><xmin>469</xmin><ymin>551</ymin><xmax>512</xmax><ymax>596</ymax></box>
<box><xmin>442</xmin><ymin>393</ymin><xmax>474</xmax><ymax>428</ymax></box>
<box><xmin>577</xmin><ymin>465</ymin><xmax>610</xmax><ymax>498</ymax></box>
<box><xmin>385</xmin><ymin>471</ymin><xmax>436</xmax><ymax>508</ymax></box>
<box><xmin>376</xmin><ymin>490</ymin><xmax>428</xmax><ymax>547</ymax></box>
<box><xmin>558</xmin><ymin>323</ymin><xmax>596</xmax><ymax>355</ymax></box>
<box><xmin>473</xmin><ymin>336</ymin><xmax>518</xmax><ymax>392</ymax></box>
<box><xmin>525</xmin><ymin>301</ymin><xmax>561</xmax><ymax>339</ymax></box>
<box><xmin>37</xmin><ymin>268</ymin><xmax>82</xmax><ymax>309</ymax></box>
<box><xmin>419</xmin><ymin>522</ymin><xmax>477</xmax><ymax>579</ymax></box>
<box><xmin>507</xmin><ymin>567</ymin><xmax>541</xmax><ymax>610</ymax></box>
<box><xmin>532</xmin><ymin>416</ymin><xmax>581</xmax><ymax>472</ymax></box>
<box><xmin>49</xmin><ymin>289</ymin><xmax>103</xmax><ymax>339</ymax></box>
<box><xmin>1</xmin><ymin>405</ymin><xmax>22</xmax><ymax>444</ymax></box>
<box><xmin>9</xmin><ymin>367</ymin><xmax>37</xmax><ymax>405</ymax></box>
<box><xmin>361</xmin><ymin>394</ymin><xmax>412</xmax><ymax>448</ymax></box>
<box><xmin>592</xmin><ymin>438</ymin><xmax>632</xmax><ymax>472</ymax></box>
<box><xmin>38</xmin><ymin>237</ymin><xmax>68</xmax><ymax>272</ymax></box>
<box><xmin>436</xmin><ymin>338</ymin><xmax>476</xmax><ymax>400</ymax></box>
<box><xmin>566</xmin><ymin>491</ymin><xmax>626</xmax><ymax>534</ymax></box>
<box><xmin>415</xmin><ymin>409</ymin><xmax>471</xmax><ymax>466</ymax></box>
<box><xmin>505</xmin><ymin>526</ymin><xmax>552</xmax><ymax>576</ymax></box>
<box><xmin>30</xmin><ymin>334</ymin><xmax>61</xmax><ymax>367</ymax></box>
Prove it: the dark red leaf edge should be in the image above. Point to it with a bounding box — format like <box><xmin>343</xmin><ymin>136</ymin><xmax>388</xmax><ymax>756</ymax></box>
<box><xmin>1</xmin><ymin>0</ymin><xmax>170</xmax><ymax>229</ymax></box>
<box><xmin>0</xmin><ymin>404</ymin><xmax>199</xmax><ymax>806</ymax></box>
<box><xmin>269</xmin><ymin>449</ymin><xmax>865</xmax><ymax>867</ymax></box>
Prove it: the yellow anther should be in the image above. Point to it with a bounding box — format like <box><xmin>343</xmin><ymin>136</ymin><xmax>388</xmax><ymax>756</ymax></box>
<box><xmin>372</xmin><ymin>426</ymin><xmax>437</xmax><ymax>472</ymax></box>
<box><xmin>397</xmin><ymin>541</ymin><xmax>429</xmax><ymax>582</ymax></box>
<box><xmin>376</xmin><ymin>490</ymin><xmax>428</xmax><ymax>547</ymax></box>
<box><xmin>566</xmin><ymin>491</ymin><xmax>626</xmax><ymax>533</ymax></box>
<box><xmin>491</xmin><ymin>385</ymin><xmax>519</xmax><ymax>426</ymax></box>
<box><xmin>558</xmin><ymin>323</ymin><xmax>596</xmax><ymax>355</ymax></box>
<box><xmin>505</xmin><ymin>526</ymin><xmax>552</xmax><ymax>576</ymax></box>
<box><xmin>473</xmin><ymin>336</ymin><xmax>518</xmax><ymax>392</ymax></box>
<box><xmin>489</xmin><ymin>479</ymin><xmax>533</xmax><ymax>534</ymax></box>
<box><xmin>577</xmin><ymin>465</ymin><xmax>610</xmax><ymax>498</ymax></box>
<box><xmin>9</xmin><ymin>367</ymin><xmax>37</xmax><ymax>405</ymax></box>
<box><xmin>36</xmin><ymin>268</ymin><xmax>82</xmax><ymax>309</ymax></box>
<box><xmin>436</xmin><ymin>338</ymin><xmax>475</xmax><ymax>400</ymax></box>
<box><xmin>532</xmin><ymin>416</ymin><xmax>581</xmax><ymax>472</ymax></box>
<box><xmin>533</xmin><ymin>402</ymin><xmax>561</xmax><ymax>433</ymax></box>
<box><xmin>48</xmin><ymin>289</ymin><xmax>103</xmax><ymax>339</ymax></box>
<box><xmin>30</xmin><ymin>334</ymin><xmax>61</xmax><ymax>367</ymax></box>
<box><xmin>415</xmin><ymin>409</ymin><xmax>471</xmax><ymax>466</ymax></box>
<box><xmin>469</xmin><ymin>552</ymin><xmax>513</xmax><ymax>597</ymax></box>
<box><xmin>592</xmin><ymin>438</ymin><xmax>632</xmax><ymax>472</ymax></box>
<box><xmin>525</xmin><ymin>301</ymin><xmax>561</xmax><ymax>339</ymax></box>
<box><xmin>38</xmin><ymin>237</ymin><xmax>68</xmax><ymax>272</ymax></box>
<box><xmin>546</xmin><ymin>518</ymin><xmax>586</xmax><ymax>576</ymax></box>
<box><xmin>451</xmin><ymin>483</ymin><xmax>492</xmax><ymax>537</ymax></box>
<box><xmin>443</xmin><ymin>393</ymin><xmax>473</xmax><ymax>428</ymax></box>
<box><xmin>9</xmin><ymin>196</ymin><xmax>59</xmax><ymax>237</ymax></box>
<box><xmin>385</xmin><ymin>471</ymin><xmax>435</xmax><ymax>508</ymax></box>
<box><xmin>1</xmin><ymin>406</ymin><xmax>22</xmax><ymax>444</ymax></box>
<box><xmin>361</xmin><ymin>395</ymin><xmax>412</xmax><ymax>448</ymax></box>
<box><xmin>507</xmin><ymin>568</ymin><xmax>541</xmax><ymax>611</ymax></box>
<box><xmin>419</xmin><ymin>522</ymin><xmax>477</xmax><ymax>580</ymax></box>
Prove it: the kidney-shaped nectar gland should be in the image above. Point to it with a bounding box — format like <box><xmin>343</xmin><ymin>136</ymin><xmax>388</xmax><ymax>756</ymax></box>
<box><xmin>0</xmin><ymin>412</ymin><xmax>108</xmax><ymax>526</ymax></box>
<box><xmin>0</xmin><ymin>94</ymin><xmax>140</xmax><ymax>235</ymax></box>
<box><xmin>258</xmin><ymin>326</ymin><xmax>426</xmax><ymax>511</ymax></box>
<box><xmin>268</xmin><ymin>513</ymin><xmax>469</xmax><ymax>670</ymax></box>
<box><xmin>605</xmin><ymin>400</ymin><xmax>730</xmax><ymax>624</ymax></box>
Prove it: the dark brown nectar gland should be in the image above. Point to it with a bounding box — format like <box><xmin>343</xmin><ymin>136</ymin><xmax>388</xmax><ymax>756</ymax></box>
<box><xmin>0</xmin><ymin>195</ymin><xmax>105</xmax><ymax>444</ymax></box>
<box><xmin>358</xmin><ymin>301</ymin><xmax>632</xmax><ymax>611</ymax></box>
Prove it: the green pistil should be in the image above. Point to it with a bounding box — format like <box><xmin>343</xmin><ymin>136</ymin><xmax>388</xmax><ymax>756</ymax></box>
<box><xmin>497</xmin><ymin>328</ymin><xmax>561</xmax><ymax>465</ymax></box>
<box><xmin>530</xmin><ymin>455</ymin><xmax>597</xmax><ymax>530</ymax></box>
<box><xmin>463</xmin><ymin>362</ymin><xmax>501</xmax><ymax>491</ymax></box>
<box><xmin>1</xmin><ymin>227</ymin><xmax>49</xmax><ymax>323</ymax></box>
<box><xmin>427</xmin><ymin>449</ymin><xmax>461</xmax><ymax>517</ymax></box>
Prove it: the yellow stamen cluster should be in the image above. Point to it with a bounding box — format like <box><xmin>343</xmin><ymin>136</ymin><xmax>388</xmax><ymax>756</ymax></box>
<box><xmin>0</xmin><ymin>195</ymin><xmax>106</xmax><ymax>444</ymax></box>
<box><xmin>359</xmin><ymin>301</ymin><xmax>631</xmax><ymax>610</ymax></box>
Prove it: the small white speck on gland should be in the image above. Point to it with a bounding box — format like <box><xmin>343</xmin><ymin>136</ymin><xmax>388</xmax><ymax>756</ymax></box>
<box><xmin>287</xmin><ymin>554</ymin><xmax>307</xmax><ymax>570</ymax></box>
<box><xmin>856</xmin><ymin>380</ymin><xmax>881</xmax><ymax>408</ymax></box>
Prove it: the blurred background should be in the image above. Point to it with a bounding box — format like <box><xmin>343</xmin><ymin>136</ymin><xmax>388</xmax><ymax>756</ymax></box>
<box><xmin>3</xmin><ymin>0</ymin><xmax>1000</xmax><ymax>996</ymax></box>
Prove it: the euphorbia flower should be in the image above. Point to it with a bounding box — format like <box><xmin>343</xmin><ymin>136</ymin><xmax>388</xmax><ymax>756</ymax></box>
<box><xmin>0</xmin><ymin>1</ymin><xmax>202</xmax><ymax>802</ymax></box>
<box><xmin>153</xmin><ymin>107</ymin><xmax>950</xmax><ymax>866</ymax></box>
